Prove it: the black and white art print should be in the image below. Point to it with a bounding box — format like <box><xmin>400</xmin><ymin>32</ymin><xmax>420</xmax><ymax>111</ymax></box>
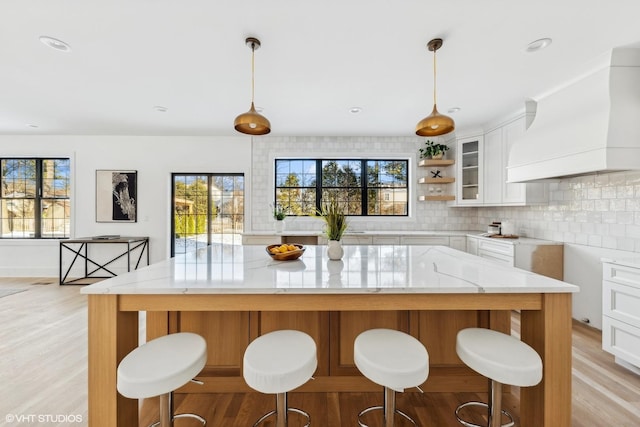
<box><xmin>96</xmin><ymin>170</ymin><xmax>137</xmax><ymax>222</ymax></box>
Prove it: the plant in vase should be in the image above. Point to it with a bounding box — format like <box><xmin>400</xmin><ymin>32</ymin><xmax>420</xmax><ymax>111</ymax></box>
<box><xmin>272</xmin><ymin>204</ymin><xmax>287</xmax><ymax>233</ymax></box>
<box><xmin>419</xmin><ymin>139</ymin><xmax>450</xmax><ymax>160</ymax></box>
<box><xmin>317</xmin><ymin>198</ymin><xmax>348</xmax><ymax>260</ymax></box>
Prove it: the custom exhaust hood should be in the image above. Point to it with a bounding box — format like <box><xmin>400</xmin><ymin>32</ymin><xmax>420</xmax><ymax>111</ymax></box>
<box><xmin>507</xmin><ymin>48</ymin><xmax>640</xmax><ymax>182</ymax></box>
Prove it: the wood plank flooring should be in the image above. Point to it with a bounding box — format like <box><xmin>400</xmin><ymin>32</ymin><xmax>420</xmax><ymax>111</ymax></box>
<box><xmin>1</xmin><ymin>278</ymin><xmax>639</xmax><ymax>426</ymax></box>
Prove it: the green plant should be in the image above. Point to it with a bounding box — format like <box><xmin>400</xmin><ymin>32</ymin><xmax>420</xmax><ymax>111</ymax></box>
<box><xmin>419</xmin><ymin>140</ymin><xmax>450</xmax><ymax>159</ymax></box>
<box><xmin>273</xmin><ymin>205</ymin><xmax>286</xmax><ymax>220</ymax></box>
<box><xmin>317</xmin><ymin>198</ymin><xmax>348</xmax><ymax>241</ymax></box>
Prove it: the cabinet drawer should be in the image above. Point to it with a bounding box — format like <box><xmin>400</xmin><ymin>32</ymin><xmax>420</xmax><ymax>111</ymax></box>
<box><xmin>400</xmin><ymin>236</ymin><xmax>449</xmax><ymax>246</ymax></box>
<box><xmin>602</xmin><ymin>316</ymin><xmax>640</xmax><ymax>368</ymax></box>
<box><xmin>478</xmin><ymin>249</ymin><xmax>514</xmax><ymax>266</ymax></box>
<box><xmin>477</xmin><ymin>239</ymin><xmax>514</xmax><ymax>257</ymax></box>
<box><xmin>603</xmin><ymin>263</ymin><xmax>640</xmax><ymax>289</ymax></box>
<box><xmin>603</xmin><ymin>280</ymin><xmax>640</xmax><ymax>328</ymax></box>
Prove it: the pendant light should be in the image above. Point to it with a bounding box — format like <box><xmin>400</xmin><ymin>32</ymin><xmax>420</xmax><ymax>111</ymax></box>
<box><xmin>416</xmin><ymin>38</ymin><xmax>455</xmax><ymax>137</ymax></box>
<box><xmin>234</xmin><ymin>37</ymin><xmax>271</xmax><ymax>135</ymax></box>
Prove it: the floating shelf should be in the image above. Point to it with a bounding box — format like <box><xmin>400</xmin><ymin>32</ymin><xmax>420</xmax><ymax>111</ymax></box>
<box><xmin>418</xmin><ymin>177</ymin><xmax>455</xmax><ymax>184</ymax></box>
<box><xmin>418</xmin><ymin>159</ymin><xmax>455</xmax><ymax>167</ymax></box>
<box><xmin>419</xmin><ymin>195</ymin><xmax>456</xmax><ymax>201</ymax></box>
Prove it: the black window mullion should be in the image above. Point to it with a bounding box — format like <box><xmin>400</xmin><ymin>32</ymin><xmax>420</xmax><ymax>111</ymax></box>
<box><xmin>315</xmin><ymin>159</ymin><xmax>322</xmax><ymax>212</ymax></box>
<box><xmin>360</xmin><ymin>159</ymin><xmax>367</xmax><ymax>216</ymax></box>
<box><xmin>34</xmin><ymin>160</ymin><xmax>42</xmax><ymax>238</ymax></box>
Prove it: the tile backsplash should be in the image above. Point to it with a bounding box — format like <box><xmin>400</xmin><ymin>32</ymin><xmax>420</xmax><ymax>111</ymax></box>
<box><xmin>477</xmin><ymin>171</ymin><xmax>640</xmax><ymax>252</ymax></box>
<box><xmin>252</xmin><ymin>136</ymin><xmax>640</xmax><ymax>253</ymax></box>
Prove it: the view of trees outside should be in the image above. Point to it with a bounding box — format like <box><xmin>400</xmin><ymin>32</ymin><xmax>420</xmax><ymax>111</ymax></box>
<box><xmin>0</xmin><ymin>158</ymin><xmax>70</xmax><ymax>238</ymax></box>
<box><xmin>275</xmin><ymin>159</ymin><xmax>408</xmax><ymax>216</ymax></box>
<box><xmin>173</xmin><ymin>174</ymin><xmax>244</xmax><ymax>254</ymax></box>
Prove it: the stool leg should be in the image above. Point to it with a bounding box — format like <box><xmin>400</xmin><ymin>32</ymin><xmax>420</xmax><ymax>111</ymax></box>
<box><xmin>276</xmin><ymin>392</ymin><xmax>288</xmax><ymax>427</ymax></box>
<box><xmin>384</xmin><ymin>387</ymin><xmax>395</xmax><ymax>427</ymax></box>
<box><xmin>159</xmin><ymin>392</ymin><xmax>172</xmax><ymax>427</ymax></box>
<box><xmin>488</xmin><ymin>380</ymin><xmax>502</xmax><ymax>427</ymax></box>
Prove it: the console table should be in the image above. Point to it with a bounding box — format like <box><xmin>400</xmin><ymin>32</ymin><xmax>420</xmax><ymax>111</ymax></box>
<box><xmin>59</xmin><ymin>236</ymin><xmax>149</xmax><ymax>285</ymax></box>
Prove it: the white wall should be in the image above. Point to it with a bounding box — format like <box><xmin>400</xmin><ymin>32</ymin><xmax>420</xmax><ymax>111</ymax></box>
<box><xmin>0</xmin><ymin>135</ymin><xmax>251</xmax><ymax>276</ymax></box>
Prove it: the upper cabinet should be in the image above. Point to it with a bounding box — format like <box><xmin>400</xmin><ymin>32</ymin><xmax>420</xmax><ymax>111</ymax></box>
<box><xmin>453</xmin><ymin>114</ymin><xmax>548</xmax><ymax>207</ymax></box>
<box><xmin>455</xmin><ymin>135</ymin><xmax>484</xmax><ymax>205</ymax></box>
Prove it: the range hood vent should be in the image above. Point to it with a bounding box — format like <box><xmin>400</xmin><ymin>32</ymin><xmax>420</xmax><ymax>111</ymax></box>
<box><xmin>507</xmin><ymin>48</ymin><xmax>640</xmax><ymax>182</ymax></box>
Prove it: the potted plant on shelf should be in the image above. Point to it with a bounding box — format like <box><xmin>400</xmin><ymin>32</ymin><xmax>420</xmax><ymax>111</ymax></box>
<box><xmin>419</xmin><ymin>140</ymin><xmax>450</xmax><ymax>160</ymax></box>
<box><xmin>318</xmin><ymin>197</ymin><xmax>348</xmax><ymax>260</ymax></box>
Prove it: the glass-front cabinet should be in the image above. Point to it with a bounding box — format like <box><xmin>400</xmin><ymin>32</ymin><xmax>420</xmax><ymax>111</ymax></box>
<box><xmin>456</xmin><ymin>135</ymin><xmax>484</xmax><ymax>205</ymax></box>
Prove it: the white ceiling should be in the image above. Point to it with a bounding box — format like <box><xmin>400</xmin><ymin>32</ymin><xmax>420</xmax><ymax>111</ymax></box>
<box><xmin>1</xmin><ymin>0</ymin><xmax>640</xmax><ymax>137</ymax></box>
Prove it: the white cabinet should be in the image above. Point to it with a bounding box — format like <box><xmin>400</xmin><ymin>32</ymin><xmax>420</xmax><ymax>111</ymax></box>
<box><xmin>372</xmin><ymin>236</ymin><xmax>401</xmax><ymax>245</ymax></box>
<box><xmin>477</xmin><ymin>238</ymin><xmax>515</xmax><ymax>266</ymax></box>
<box><xmin>456</xmin><ymin>136</ymin><xmax>484</xmax><ymax>205</ymax></box>
<box><xmin>602</xmin><ymin>261</ymin><xmax>640</xmax><ymax>371</ymax></box>
<box><xmin>482</xmin><ymin>116</ymin><xmax>548</xmax><ymax>206</ymax></box>
<box><xmin>400</xmin><ymin>236</ymin><xmax>449</xmax><ymax>246</ymax></box>
<box><xmin>466</xmin><ymin>236</ymin><xmax>479</xmax><ymax>255</ymax></box>
<box><xmin>449</xmin><ymin>236</ymin><xmax>466</xmax><ymax>252</ymax></box>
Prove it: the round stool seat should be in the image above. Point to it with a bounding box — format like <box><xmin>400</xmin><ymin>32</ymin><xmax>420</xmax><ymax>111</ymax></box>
<box><xmin>354</xmin><ymin>328</ymin><xmax>429</xmax><ymax>392</ymax></box>
<box><xmin>243</xmin><ymin>330</ymin><xmax>317</xmax><ymax>394</ymax></box>
<box><xmin>117</xmin><ymin>332</ymin><xmax>207</xmax><ymax>399</ymax></box>
<box><xmin>456</xmin><ymin>328</ymin><xmax>542</xmax><ymax>387</ymax></box>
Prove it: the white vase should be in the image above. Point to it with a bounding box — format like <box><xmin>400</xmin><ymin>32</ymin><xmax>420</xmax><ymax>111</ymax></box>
<box><xmin>274</xmin><ymin>220</ymin><xmax>284</xmax><ymax>233</ymax></box>
<box><xmin>327</xmin><ymin>240</ymin><xmax>344</xmax><ymax>260</ymax></box>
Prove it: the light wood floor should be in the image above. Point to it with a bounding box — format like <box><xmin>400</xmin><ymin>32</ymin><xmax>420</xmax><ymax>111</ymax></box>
<box><xmin>1</xmin><ymin>278</ymin><xmax>639</xmax><ymax>426</ymax></box>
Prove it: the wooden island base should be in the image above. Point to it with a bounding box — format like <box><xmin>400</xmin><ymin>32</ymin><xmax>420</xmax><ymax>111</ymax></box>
<box><xmin>148</xmin><ymin>309</ymin><xmax>510</xmax><ymax>394</ymax></box>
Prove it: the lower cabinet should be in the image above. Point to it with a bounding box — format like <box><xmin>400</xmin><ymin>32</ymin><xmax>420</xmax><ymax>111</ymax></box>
<box><xmin>603</xmin><ymin>261</ymin><xmax>640</xmax><ymax>371</ymax></box>
<box><xmin>159</xmin><ymin>308</ymin><xmax>510</xmax><ymax>392</ymax></box>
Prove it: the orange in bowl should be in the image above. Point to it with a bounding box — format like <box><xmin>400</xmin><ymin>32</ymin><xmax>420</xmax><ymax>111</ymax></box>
<box><xmin>266</xmin><ymin>243</ymin><xmax>305</xmax><ymax>261</ymax></box>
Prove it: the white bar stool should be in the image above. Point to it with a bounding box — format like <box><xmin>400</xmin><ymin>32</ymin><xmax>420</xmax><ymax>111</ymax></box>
<box><xmin>117</xmin><ymin>332</ymin><xmax>207</xmax><ymax>427</ymax></box>
<box><xmin>354</xmin><ymin>328</ymin><xmax>429</xmax><ymax>427</ymax></box>
<box><xmin>243</xmin><ymin>329</ymin><xmax>317</xmax><ymax>427</ymax></box>
<box><xmin>455</xmin><ymin>328</ymin><xmax>543</xmax><ymax>427</ymax></box>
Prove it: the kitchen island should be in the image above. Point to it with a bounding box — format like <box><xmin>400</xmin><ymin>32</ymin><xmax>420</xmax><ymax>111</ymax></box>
<box><xmin>82</xmin><ymin>244</ymin><xmax>578</xmax><ymax>427</ymax></box>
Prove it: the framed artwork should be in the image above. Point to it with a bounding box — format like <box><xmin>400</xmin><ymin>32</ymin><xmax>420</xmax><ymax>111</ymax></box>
<box><xmin>96</xmin><ymin>170</ymin><xmax>137</xmax><ymax>222</ymax></box>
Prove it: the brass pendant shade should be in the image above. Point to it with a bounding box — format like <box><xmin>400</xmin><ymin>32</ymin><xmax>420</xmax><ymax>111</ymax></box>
<box><xmin>416</xmin><ymin>38</ymin><xmax>455</xmax><ymax>137</ymax></box>
<box><xmin>234</xmin><ymin>102</ymin><xmax>271</xmax><ymax>135</ymax></box>
<box><xmin>416</xmin><ymin>104</ymin><xmax>455</xmax><ymax>136</ymax></box>
<box><xmin>234</xmin><ymin>37</ymin><xmax>271</xmax><ymax>135</ymax></box>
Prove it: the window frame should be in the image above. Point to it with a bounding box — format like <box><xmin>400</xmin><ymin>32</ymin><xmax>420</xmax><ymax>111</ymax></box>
<box><xmin>0</xmin><ymin>157</ymin><xmax>71</xmax><ymax>239</ymax></box>
<box><xmin>170</xmin><ymin>172</ymin><xmax>245</xmax><ymax>256</ymax></box>
<box><xmin>274</xmin><ymin>158</ymin><xmax>409</xmax><ymax>217</ymax></box>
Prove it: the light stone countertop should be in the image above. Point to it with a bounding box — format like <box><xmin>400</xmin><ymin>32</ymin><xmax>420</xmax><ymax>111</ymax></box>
<box><xmin>81</xmin><ymin>244</ymin><xmax>577</xmax><ymax>295</ymax></box>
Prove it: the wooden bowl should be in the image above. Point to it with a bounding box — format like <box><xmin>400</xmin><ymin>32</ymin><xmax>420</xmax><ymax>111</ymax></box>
<box><xmin>266</xmin><ymin>244</ymin><xmax>306</xmax><ymax>261</ymax></box>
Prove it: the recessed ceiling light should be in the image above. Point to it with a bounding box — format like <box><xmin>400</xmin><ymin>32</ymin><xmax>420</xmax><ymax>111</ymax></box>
<box><xmin>349</xmin><ymin>107</ymin><xmax>362</xmax><ymax>114</ymax></box>
<box><xmin>525</xmin><ymin>38</ymin><xmax>552</xmax><ymax>53</ymax></box>
<box><xmin>447</xmin><ymin>107</ymin><xmax>461</xmax><ymax>114</ymax></box>
<box><xmin>255</xmin><ymin>106</ymin><xmax>264</xmax><ymax>113</ymax></box>
<box><xmin>39</xmin><ymin>36</ymin><xmax>72</xmax><ymax>52</ymax></box>
<box><xmin>153</xmin><ymin>105</ymin><xmax>168</xmax><ymax>112</ymax></box>
<box><xmin>27</xmin><ymin>124</ymin><xmax>39</xmax><ymax>128</ymax></box>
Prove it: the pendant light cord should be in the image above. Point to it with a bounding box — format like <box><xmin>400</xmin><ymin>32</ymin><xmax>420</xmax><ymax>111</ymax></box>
<box><xmin>433</xmin><ymin>47</ymin><xmax>437</xmax><ymax>106</ymax></box>
<box><xmin>251</xmin><ymin>42</ymin><xmax>256</xmax><ymax>104</ymax></box>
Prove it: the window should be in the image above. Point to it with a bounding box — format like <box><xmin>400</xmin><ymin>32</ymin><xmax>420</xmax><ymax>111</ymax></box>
<box><xmin>171</xmin><ymin>173</ymin><xmax>244</xmax><ymax>255</ymax></box>
<box><xmin>275</xmin><ymin>159</ymin><xmax>408</xmax><ymax>216</ymax></box>
<box><xmin>0</xmin><ymin>158</ymin><xmax>71</xmax><ymax>238</ymax></box>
